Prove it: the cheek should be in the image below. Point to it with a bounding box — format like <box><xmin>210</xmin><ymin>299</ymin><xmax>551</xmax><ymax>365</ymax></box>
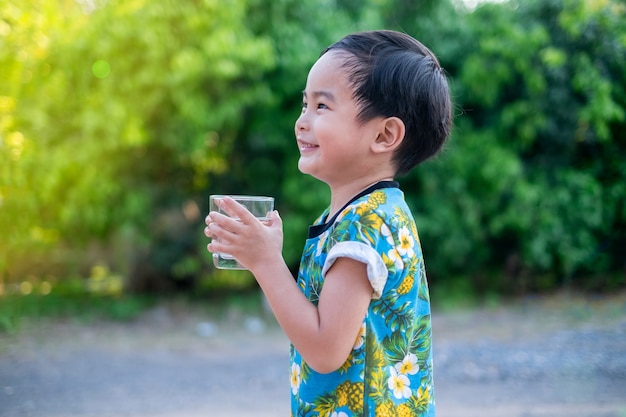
<box><xmin>312</xmin><ymin>117</ymin><xmax>338</xmax><ymax>141</ymax></box>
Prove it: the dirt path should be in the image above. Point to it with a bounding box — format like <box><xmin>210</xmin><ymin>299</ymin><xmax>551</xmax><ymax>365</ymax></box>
<box><xmin>1</xmin><ymin>292</ymin><xmax>625</xmax><ymax>417</ymax></box>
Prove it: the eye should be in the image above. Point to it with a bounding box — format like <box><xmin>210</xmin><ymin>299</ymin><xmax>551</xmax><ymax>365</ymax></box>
<box><xmin>317</xmin><ymin>102</ymin><xmax>328</xmax><ymax>110</ymax></box>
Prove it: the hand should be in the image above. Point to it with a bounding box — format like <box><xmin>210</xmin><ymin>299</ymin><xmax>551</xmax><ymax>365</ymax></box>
<box><xmin>204</xmin><ymin>197</ymin><xmax>284</xmax><ymax>273</ymax></box>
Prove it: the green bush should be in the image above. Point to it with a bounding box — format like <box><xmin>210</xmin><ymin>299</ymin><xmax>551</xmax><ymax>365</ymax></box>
<box><xmin>1</xmin><ymin>0</ymin><xmax>624</xmax><ymax>296</ymax></box>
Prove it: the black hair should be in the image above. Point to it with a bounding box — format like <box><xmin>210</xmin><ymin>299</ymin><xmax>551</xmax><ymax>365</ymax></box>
<box><xmin>322</xmin><ymin>30</ymin><xmax>453</xmax><ymax>176</ymax></box>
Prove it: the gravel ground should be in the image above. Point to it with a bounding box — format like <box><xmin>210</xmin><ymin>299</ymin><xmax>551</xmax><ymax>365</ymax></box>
<box><xmin>1</xmin><ymin>292</ymin><xmax>625</xmax><ymax>417</ymax></box>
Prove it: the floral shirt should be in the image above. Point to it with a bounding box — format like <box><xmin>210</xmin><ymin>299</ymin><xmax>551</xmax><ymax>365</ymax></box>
<box><xmin>290</xmin><ymin>182</ymin><xmax>435</xmax><ymax>417</ymax></box>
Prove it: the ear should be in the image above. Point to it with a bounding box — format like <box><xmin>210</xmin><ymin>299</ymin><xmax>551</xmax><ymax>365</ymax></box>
<box><xmin>371</xmin><ymin>117</ymin><xmax>405</xmax><ymax>154</ymax></box>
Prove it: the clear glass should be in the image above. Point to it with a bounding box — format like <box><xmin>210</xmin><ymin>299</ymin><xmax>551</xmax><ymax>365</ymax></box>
<box><xmin>208</xmin><ymin>195</ymin><xmax>274</xmax><ymax>270</ymax></box>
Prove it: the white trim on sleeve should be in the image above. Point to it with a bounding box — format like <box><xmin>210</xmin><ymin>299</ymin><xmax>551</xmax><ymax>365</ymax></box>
<box><xmin>322</xmin><ymin>241</ymin><xmax>388</xmax><ymax>299</ymax></box>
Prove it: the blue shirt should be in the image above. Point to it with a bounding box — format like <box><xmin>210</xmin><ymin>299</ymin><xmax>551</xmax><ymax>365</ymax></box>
<box><xmin>290</xmin><ymin>182</ymin><xmax>435</xmax><ymax>417</ymax></box>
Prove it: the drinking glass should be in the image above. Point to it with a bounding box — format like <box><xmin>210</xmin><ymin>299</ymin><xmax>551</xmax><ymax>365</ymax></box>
<box><xmin>209</xmin><ymin>195</ymin><xmax>274</xmax><ymax>270</ymax></box>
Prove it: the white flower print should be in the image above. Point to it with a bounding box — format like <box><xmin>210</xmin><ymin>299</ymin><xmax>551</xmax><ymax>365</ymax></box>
<box><xmin>290</xmin><ymin>362</ymin><xmax>301</xmax><ymax>395</ymax></box>
<box><xmin>388</xmin><ymin>366</ymin><xmax>411</xmax><ymax>399</ymax></box>
<box><xmin>381</xmin><ymin>223</ymin><xmax>394</xmax><ymax>246</ymax></box>
<box><xmin>386</xmin><ymin>247</ymin><xmax>404</xmax><ymax>270</ymax></box>
<box><xmin>330</xmin><ymin>412</ymin><xmax>349</xmax><ymax>417</ymax></box>
<box><xmin>395</xmin><ymin>352</ymin><xmax>419</xmax><ymax>375</ymax></box>
<box><xmin>353</xmin><ymin>322</ymin><xmax>366</xmax><ymax>350</ymax></box>
<box><xmin>396</xmin><ymin>226</ymin><xmax>415</xmax><ymax>258</ymax></box>
<box><xmin>383</xmin><ymin>223</ymin><xmax>403</xmax><ymax>269</ymax></box>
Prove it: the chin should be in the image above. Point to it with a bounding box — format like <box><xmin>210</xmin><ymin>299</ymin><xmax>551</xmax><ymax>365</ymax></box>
<box><xmin>297</xmin><ymin>159</ymin><xmax>312</xmax><ymax>175</ymax></box>
<box><xmin>297</xmin><ymin>163</ymin><xmax>324</xmax><ymax>182</ymax></box>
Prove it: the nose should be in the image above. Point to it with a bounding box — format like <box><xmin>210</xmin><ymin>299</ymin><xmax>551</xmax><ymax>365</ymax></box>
<box><xmin>295</xmin><ymin>111</ymin><xmax>309</xmax><ymax>134</ymax></box>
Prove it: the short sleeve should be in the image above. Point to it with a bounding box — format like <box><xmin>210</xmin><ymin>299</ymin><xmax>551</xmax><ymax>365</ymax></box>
<box><xmin>322</xmin><ymin>241</ymin><xmax>387</xmax><ymax>299</ymax></box>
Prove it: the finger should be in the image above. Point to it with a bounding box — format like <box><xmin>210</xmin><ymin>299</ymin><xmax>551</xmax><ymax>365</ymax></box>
<box><xmin>206</xmin><ymin>226</ymin><xmax>229</xmax><ymax>252</ymax></box>
<box><xmin>220</xmin><ymin>197</ymin><xmax>259</xmax><ymax>224</ymax></box>
<box><xmin>207</xmin><ymin>215</ymin><xmax>237</xmax><ymax>238</ymax></box>
<box><xmin>207</xmin><ymin>240</ymin><xmax>228</xmax><ymax>254</ymax></box>
<box><xmin>205</xmin><ymin>223</ymin><xmax>219</xmax><ymax>238</ymax></box>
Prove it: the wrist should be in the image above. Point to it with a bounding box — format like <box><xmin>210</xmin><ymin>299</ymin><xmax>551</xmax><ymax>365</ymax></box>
<box><xmin>249</xmin><ymin>255</ymin><xmax>290</xmax><ymax>285</ymax></box>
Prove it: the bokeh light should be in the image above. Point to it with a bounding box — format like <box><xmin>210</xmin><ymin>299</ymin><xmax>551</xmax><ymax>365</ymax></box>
<box><xmin>40</xmin><ymin>281</ymin><xmax>52</xmax><ymax>295</ymax></box>
<box><xmin>19</xmin><ymin>281</ymin><xmax>33</xmax><ymax>295</ymax></box>
<box><xmin>91</xmin><ymin>59</ymin><xmax>111</xmax><ymax>78</ymax></box>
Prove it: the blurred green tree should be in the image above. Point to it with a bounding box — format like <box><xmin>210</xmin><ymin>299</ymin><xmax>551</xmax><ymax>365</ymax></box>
<box><xmin>403</xmin><ymin>0</ymin><xmax>626</xmax><ymax>291</ymax></box>
<box><xmin>1</xmin><ymin>0</ymin><xmax>275</xmax><ymax>290</ymax></box>
<box><xmin>1</xmin><ymin>0</ymin><xmax>624</xmax><ymax>296</ymax></box>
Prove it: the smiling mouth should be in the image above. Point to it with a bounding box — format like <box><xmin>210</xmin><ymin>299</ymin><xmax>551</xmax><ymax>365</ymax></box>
<box><xmin>298</xmin><ymin>141</ymin><xmax>318</xmax><ymax>151</ymax></box>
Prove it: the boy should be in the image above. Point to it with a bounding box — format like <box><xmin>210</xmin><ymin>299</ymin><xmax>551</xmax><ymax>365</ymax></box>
<box><xmin>206</xmin><ymin>30</ymin><xmax>452</xmax><ymax>416</ymax></box>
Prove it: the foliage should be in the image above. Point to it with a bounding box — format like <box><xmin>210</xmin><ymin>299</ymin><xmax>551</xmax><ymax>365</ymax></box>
<box><xmin>1</xmin><ymin>0</ymin><xmax>274</xmax><ymax>287</ymax></box>
<box><xmin>1</xmin><ymin>0</ymin><xmax>624</xmax><ymax>296</ymax></box>
<box><xmin>433</xmin><ymin>0</ymin><xmax>626</xmax><ymax>290</ymax></box>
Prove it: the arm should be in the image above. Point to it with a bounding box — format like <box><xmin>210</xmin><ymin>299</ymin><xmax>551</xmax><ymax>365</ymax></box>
<box><xmin>206</xmin><ymin>197</ymin><xmax>373</xmax><ymax>373</ymax></box>
<box><xmin>255</xmin><ymin>255</ymin><xmax>372</xmax><ymax>373</ymax></box>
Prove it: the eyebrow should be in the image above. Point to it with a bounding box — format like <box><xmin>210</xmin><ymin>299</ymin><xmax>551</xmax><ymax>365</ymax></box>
<box><xmin>302</xmin><ymin>90</ymin><xmax>336</xmax><ymax>102</ymax></box>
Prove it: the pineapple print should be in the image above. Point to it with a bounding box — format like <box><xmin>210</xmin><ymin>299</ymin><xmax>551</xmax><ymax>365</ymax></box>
<box><xmin>396</xmin><ymin>403</ymin><xmax>413</xmax><ymax>417</ymax></box>
<box><xmin>335</xmin><ymin>381</ymin><xmax>364</xmax><ymax>414</ymax></box>
<box><xmin>397</xmin><ymin>275</ymin><xmax>414</xmax><ymax>295</ymax></box>
<box><xmin>368</xmin><ymin>190</ymin><xmax>387</xmax><ymax>207</ymax></box>
<box><xmin>375</xmin><ymin>400</ymin><xmax>399</xmax><ymax>417</ymax></box>
<box><xmin>346</xmin><ymin>382</ymin><xmax>364</xmax><ymax>413</ymax></box>
<box><xmin>336</xmin><ymin>381</ymin><xmax>350</xmax><ymax>408</ymax></box>
<box><xmin>353</xmin><ymin>190</ymin><xmax>386</xmax><ymax>219</ymax></box>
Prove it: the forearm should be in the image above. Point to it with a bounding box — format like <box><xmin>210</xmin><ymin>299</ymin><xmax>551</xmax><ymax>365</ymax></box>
<box><xmin>251</xmin><ymin>260</ymin><xmax>346</xmax><ymax>373</ymax></box>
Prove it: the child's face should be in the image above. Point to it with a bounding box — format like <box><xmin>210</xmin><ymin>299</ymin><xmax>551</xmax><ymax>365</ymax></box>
<box><xmin>295</xmin><ymin>51</ymin><xmax>383</xmax><ymax>186</ymax></box>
